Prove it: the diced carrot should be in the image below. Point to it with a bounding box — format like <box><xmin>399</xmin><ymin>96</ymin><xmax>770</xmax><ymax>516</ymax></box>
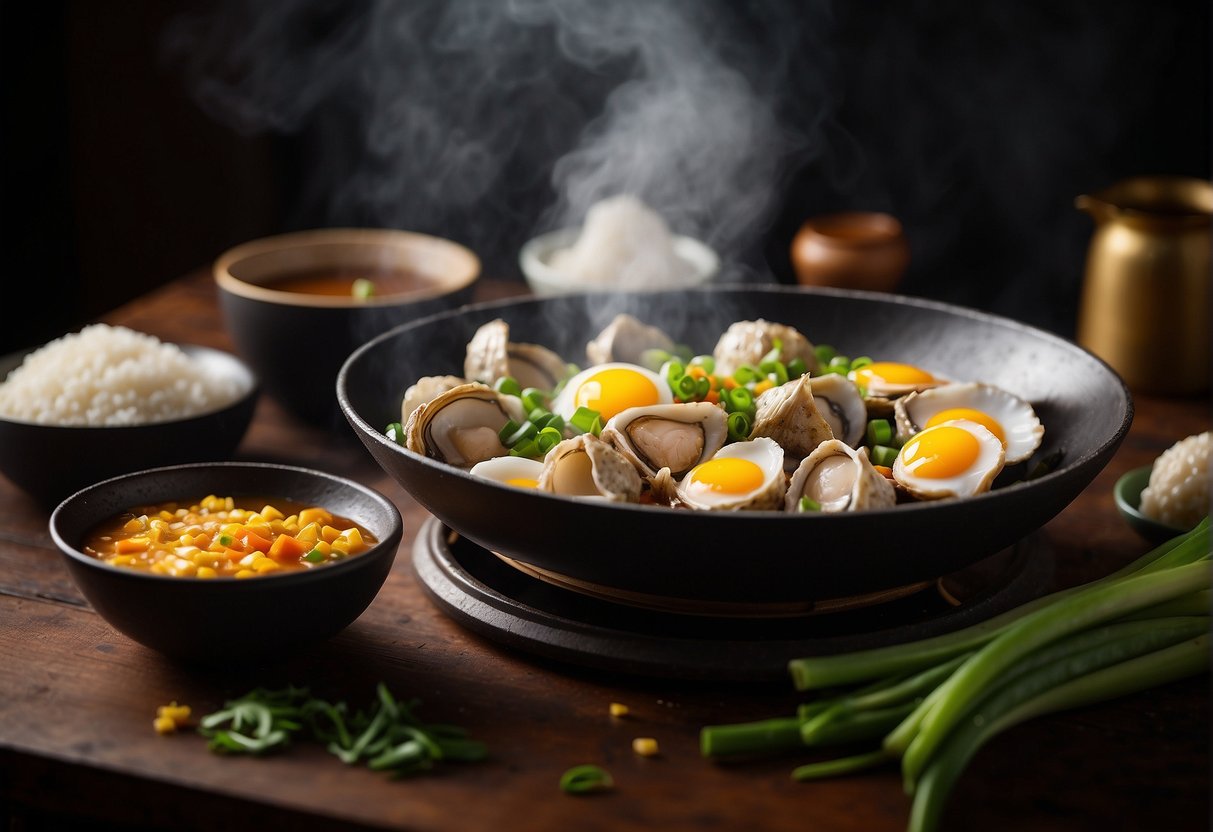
<box><xmin>705</xmin><ymin>390</ymin><xmax>720</xmax><ymax>404</ymax></box>
<box><xmin>688</xmin><ymin>366</ymin><xmax>707</xmax><ymax>379</ymax></box>
<box><xmin>116</xmin><ymin>537</ymin><xmax>150</xmax><ymax>554</ymax></box>
<box><xmin>242</xmin><ymin>530</ymin><xmax>272</xmax><ymax>553</ymax></box>
<box><xmin>722</xmin><ymin>377</ymin><xmax>739</xmax><ymax>390</ymax></box>
<box><xmin>874</xmin><ymin>465</ymin><xmax>894</xmax><ymax>478</ymax></box>
<box><xmin>268</xmin><ymin>534</ymin><xmax>308</xmax><ymax>563</ymax></box>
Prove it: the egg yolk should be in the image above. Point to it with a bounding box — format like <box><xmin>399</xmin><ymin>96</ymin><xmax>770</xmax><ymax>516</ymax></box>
<box><xmin>686</xmin><ymin>457</ymin><xmax>765</xmax><ymax>494</ymax></box>
<box><xmin>573</xmin><ymin>368</ymin><xmax>661</xmax><ymax>420</ymax></box>
<box><xmin>505</xmin><ymin>477</ymin><xmax>540</xmax><ymax>489</ymax></box>
<box><xmin>852</xmin><ymin>362</ymin><xmax>935</xmax><ymax>387</ymax></box>
<box><xmin>925</xmin><ymin>408</ymin><xmax>1006</xmax><ymax>444</ymax></box>
<box><xmin>899</xmin><ymin>425</ymin><xmax>980</xmax><ymax>479</ymax></box>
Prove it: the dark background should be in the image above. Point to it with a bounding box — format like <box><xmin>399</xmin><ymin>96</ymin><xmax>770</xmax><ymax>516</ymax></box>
<box><xmin>3</xmin><ymin>0</ymin><xmax>1209</xmax><ymax>356</ymax></box>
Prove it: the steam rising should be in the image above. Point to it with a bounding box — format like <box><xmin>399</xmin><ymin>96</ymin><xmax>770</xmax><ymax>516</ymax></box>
<box><xmin>164</xmin><ymin>0</ymin><xmax>811</xmax><ymax>279</ymax></box>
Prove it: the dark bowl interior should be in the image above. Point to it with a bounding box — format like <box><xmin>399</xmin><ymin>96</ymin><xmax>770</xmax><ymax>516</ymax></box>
<box><xmin>49</xmin><ymin>462</ymin><xmax>403</xmax><ymax>663</ymax></box>
<box><xmin>218</xmin><ymin>279</ymin><xmax>475</xmax><ymax>432</ymax></box>
<box><xmin>0</xmin><ymin>345</ymin><xmax>258</xmax><ymax>508</ymax></box>
<box><xmin>337</xmin><ymin>285</ymin><xmax>1133</xmax><ymax>604</ymax></box>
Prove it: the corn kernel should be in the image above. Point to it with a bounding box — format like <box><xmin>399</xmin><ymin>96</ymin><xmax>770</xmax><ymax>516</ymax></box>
<box><xmin>609</xmin><ymin>702</ymin><xmax>630</xmax><ymax>718</ymax></box>
<box><xmin>252</xmin><ymin>558</ymin><xmax>279</xmax><ymax>573</ymax></box>
<box><xmin>259</xmin><ymin>504</ymin><xmax>285</xmax><ymax>521</ymax></box>
<box><xmin>158</xmin><ymin>510</ymin><xmax>176</xmax><ymax>522</ymax></box>
<box><xmin>115</xmin><ymin>537</ymin><xmax>150</xmax><ymax>554</ymax></box>
<box><xmin>157</xmin><ymin>702</ymin><xmax>192</xmax><ymax>724</ymax></box>
<box><xmin>234</xmin><ymin>569</ymin><xmax>256</xmax><ymax>579</ymax></box>
<box><xmin>632</xmin><ymin>737</ymin><xmax>659</xmax><ymax>757</ymax></box>
<box><xmin>299</xmin><ymin>508</ymin><xmax>331</xmax><ymax>526</ymax></box>
<box><xmin>296</xmin><ymin>522</ymin><xmax>320</xmax><ymax>545</ymax></box>
<box><xmin>196</xmin><ymin>567</ymin><xmax>218</xmax><ymax>579</ymax></box>
<box><xmin>122</xmin><ymin>517</ymin><xmax>144</xmax><ymax>535</ymax></box>
<box><xmin>107</xmin><ymin>555</ymin><xmax>137</xmax><ymax>567</ymax></box>
<box><xmin>153</xmin><ymin>716</ymin><xmax>177</xmax><ymax>735</ymax></box>
<box><xmin>330</xmin><ymin>538</ymin><xmax>351</xmax><ymax>556</ymax></box>
<box><xmin>343</xmin><ymin>527</ymin><xmax>364</xmax><ymax>548</ymax></box>
<box><xmin>321</xmin><ymin>525</ymin><xmax>342</xmax><ymax>543</ymax></box>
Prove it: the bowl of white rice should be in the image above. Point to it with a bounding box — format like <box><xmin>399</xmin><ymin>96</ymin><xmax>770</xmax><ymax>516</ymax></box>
<box><xmin>1115</xmin><ymin>431</ymin><xmax>1212</xmax><ymax>543</ymax></box>
<box><xmin>0</xmin><ymin>324</ymin><xmax>257</xmax><ymax>506</ymax></box>
<box><xmin>520</xmin><ymin>195</ymin><xmax>719</xmax><ymax>296</ymax></box>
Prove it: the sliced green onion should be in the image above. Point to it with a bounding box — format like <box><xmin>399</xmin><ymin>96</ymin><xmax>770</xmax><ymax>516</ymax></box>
<box><xmin>536</xmin><ymin>426</ymin><xmax>563</xmax><ymax>454</ymax></box>
<box><xmin>733</xmin><ymin>365</ymin><xmax>762</xmax><ymax>385</ymax></box>
<box><xmin>727</xmin><ymin>387</ymin><xmax>753</xmax><ymax>413</ymax></box>
<box><xmin>870</xmin><ymin>444</ymin><xmax>899</xmax><ymax>468</ymax></box>
<box><xmin>351</xmin><ymin>278</ymin><xmax>375</xmax><ymax>299</ymax></box>
<box><xmin>689</xmin><ymin>355</ymin><xmax>715</xmax><ymax>374</ymax></box>
<box><xmin>798</xmin><ymin>496</ymin><xmax>821</xmax><ymax>512</ymax></box>
<box><xmin>498</xmin><ymin>419</ymin><xmax>521</xmax><ymax>445</ymax></box>
<box><xmin>814</xmin><ymin>344</ymin><xmax>837</xmax><ymax>366</ymax></box>
<box><xmin>385</xmin><ymin>422</ymin><xmax>405</xmax><ymax>444</ymax></box>
<box><xmin>850</xmin><ymin>356</ymin><xmax>873</xmax><ymax>371</ymax></box>
<box><xmin>866</xmin><ymin>419</ymin><xmax>893</xmax><ymax>447</ymax></box>
<box><xmin>675</xmin><ymin>374</ymin><xmax>699</xmax><ymax>400</ymax></box>
<box><xmin>640</xmin><ymin>349</ymin><xmax>672</xmax><ymax>371</ymax></box>
<box><xmin>570</xmin><ymin>407</ymin><xmax>602</xmax><ymax>435</ymax></box>
<box><xmin>673</xmin><ymin>343</ymin><xmax>695</xmax><ymax>362</ymax></box>
<box><xmin>727</xmin><ymin>411</ymin><xmax>752</xmax><ymax>442</ymax></box>
<box><xmin>521</xmin><ymin>388</ymin><xmax>547</xmax><ymax>413</ymax></box>
<box><xmin>503</xmin><ymin>421</ymin><xmax>538</xmax><ymax>446</ymax></box>
<box><xmin>828</xmin><ymin>355</ymin><xmax>851</xmax><ymax>372</ymax></box>
<box><xmin>761</xmin><ymin>360</ymin><xmax>789</xmax><ymax>386</ymax></box>
<box><xmin>761</xmin><ymin>344</ymin><xmax>783</xmax><ymax>366</ymax></box>
<box><xmin>560</xmin><ymin>764</ymin><xmax>614</xmax><ymax>795</ymax></box>
<box><xmin>696</xmin><ymin>377</ymin><xmax>711</xmax><ymax>398</ymax></box>
<box><xmin>494</xmin><ymin>376</ymin><xmax>522</xmax><ymax>397</ymax></box>
<box><xmin>509</xmin><ymin>439</ymin><xmax>542</xmax><ymax>458</ymax></box>
<box><xmin>303</xmin><ymin>547</ymin><xmax>327</xmax><ymax>564</ymax></box>
<box><xmin>662</xmin><ymin>359</ymin><xmax>685</xmax><ymax>383</ymax></box>
<box><xmin>787</xmin><ymin>357</ymin><xmax>808</xmax><ymax>378</ymax></box>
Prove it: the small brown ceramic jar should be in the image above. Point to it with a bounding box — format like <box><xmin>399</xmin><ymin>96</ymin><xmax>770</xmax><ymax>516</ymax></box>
<box><xmin>791</xmin><ymin>212</ymin><xmax>910</xmax><ymax>293</ymax></box>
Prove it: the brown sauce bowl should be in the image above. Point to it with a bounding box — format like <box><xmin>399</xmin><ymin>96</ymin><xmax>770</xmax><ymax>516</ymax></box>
<box><xmin>791</xmin><ymin>212</ymin><xmax>910</xmax><ymax>293</ymax></box>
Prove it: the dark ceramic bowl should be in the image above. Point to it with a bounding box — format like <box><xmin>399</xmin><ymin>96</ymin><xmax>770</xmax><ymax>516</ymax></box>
<box><xmin>0</xmin><ymin>344</ymin><xmax>257</xmax><ymax>507</ymax></box>
<box><xmin>49</xmin><ymin>462</ymin><xmax>403</xmax><ymax>663</ymax></box>
<box><xmin>1114</xmin><ymin>465</ymin><xmax>1190</xmax><ymax>544</ymax></box>
<box><xmin>337</xmin><ymin>286</ymin><xmax>1133</xmax><ymax>604</ymax></box>
<box><xmin>215</xmin><ymin>227</ymin><xmax>480</xmax><ymax>431</ymax></box>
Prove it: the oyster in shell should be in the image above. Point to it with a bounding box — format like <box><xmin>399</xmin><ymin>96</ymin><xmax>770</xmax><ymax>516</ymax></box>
<box><xmin>751</xmin><ymin>375</ymin><xmax>835</xmax><ymax>465</ymax></box>
<box><xmin>808</xmin><ymin>375</ymin><xmax>867</xmax><ymax>448</ymax></box>
<box><xmin>894</xmin><ymin>382</ymin><xmax>1044</xmax><ymax>465</ymax></box>
<box><xmin>405</xmin><ymin>382</ymin><xmax>525</xmax><ymax>468</ymax></box>
<box><xmin>401</xmin><ymin>374</ymin><xmax>468</xmax><ymax>423</ymax></box>
<box><xmin>712</xmin><ymin>319</ymin><xmax>820</xmax><ymax>377</ymax></box>
<box><xmin>464</xmin><ymin>319</ymin><xmax>568</xmax><ymax>390</ymax></box>
<box><xmin>585</xmin><ymin>313</ymin><xmax>675</xmax><ymax>366</ymax></box>
<box><xmin>538</xmin><ymin>434</ymin><xmax>642</xmax><ymax>502</ymax></box>
<box><xmin>676</xmin><ymin>436</ymin><xmax>786</xmax><ymax>511</ymax></box>
<box><xmin>601</xmin><ymin>401</ymin><xmax>727</xmax><ymax>480</ymax></box>
<box><xmin>786</xmin><ymin>440</ymin><xmax>895</xmax><ymax>513</ymax></box>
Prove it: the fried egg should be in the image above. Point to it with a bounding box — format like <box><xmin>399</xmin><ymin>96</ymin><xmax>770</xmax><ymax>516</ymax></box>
<box><xmin>676</xmin><ymin>436</ymin><xmax>786</xmax><ymax>510</ymax></box>
<box><xmin>895</xmin><ymin>383</ymin><xmax>1044</xmax><ymax>465</ymax></box>
<box><xmin>849</xmin><ymin>361</ymin><xmax>945</xmax><ymax>398</ymax></box>
<box><xmin>468</xmin><ymin>456</ymin><xmax>545</xmax><ymax>490</ymax></box>
<box><xmin>550</xmin><ymin>362</ymin><xmax>672</xmax><ymax>422</ymax></box>
<box><xmin>892</xmin><ymin>419</ymin><xmax>1005</xmax><ymax>500</ymax></box>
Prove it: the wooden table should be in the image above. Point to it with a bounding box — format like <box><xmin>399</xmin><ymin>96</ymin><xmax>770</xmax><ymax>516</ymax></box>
<box><xmin>1</xmin><ymin>270</ymin><xmax>1208</xmax><ymax>832</ymax></box>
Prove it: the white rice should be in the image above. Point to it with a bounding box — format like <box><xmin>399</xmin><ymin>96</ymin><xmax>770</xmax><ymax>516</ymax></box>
<box><xmin>1139</xmin><ymin>431</ymin><xmax>1212</xmax><ymax>530</ymax></box>
<box><xmin>549</xmin><ymin>195</ymin><xmax>695</xmax><ymax>289</ymax></box>
<box><xmin>0</xmin><ymin>324</ymin><xmax>245</xmax><ymax>426</ymax></box>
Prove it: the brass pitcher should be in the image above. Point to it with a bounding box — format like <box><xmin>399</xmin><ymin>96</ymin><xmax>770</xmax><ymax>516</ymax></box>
<box><xmin>1076</xmin><ymin>175</ymin><xmax>1212</xmax><ymax>395</ymax></box>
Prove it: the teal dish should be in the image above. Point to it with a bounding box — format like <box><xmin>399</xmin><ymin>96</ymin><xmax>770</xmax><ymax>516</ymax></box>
<box><xmin>1114</xmin><ymin>465</ymin><xmax>1190</xmax><ymax>544</ymax></box>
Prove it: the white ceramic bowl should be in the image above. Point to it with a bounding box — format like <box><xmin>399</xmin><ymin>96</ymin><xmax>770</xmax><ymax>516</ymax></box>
<box><xmin>519</xmin><ymin>227</ymin><xmax>719</xmax><ymax>296</ymax></box>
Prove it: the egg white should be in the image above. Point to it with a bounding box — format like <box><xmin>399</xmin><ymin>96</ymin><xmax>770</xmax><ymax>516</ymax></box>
<box><xmin>677</xmin><ymin>436</ymin><xmax>786</xmax><ymax>510</ymax></box>
<box><xmin>898</xmin><ymin>382</ymin><xmax>1043</xmax><ymax>465</ymax></box>
<box><xmin>468</xmin><ymin>455</ymin><xmax>545</xmax><ymax>489</ymax></box>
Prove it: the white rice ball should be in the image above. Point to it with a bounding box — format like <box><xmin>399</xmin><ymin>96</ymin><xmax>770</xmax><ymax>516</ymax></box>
<box><xmin>1139</xmin><ymin>431</ymin><xmax>1212</xmax><ymax>530</ymax></box>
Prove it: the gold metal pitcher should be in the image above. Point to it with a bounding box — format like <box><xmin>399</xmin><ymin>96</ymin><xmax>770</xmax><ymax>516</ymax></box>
<box><xmin>1076</xmin><ymin>175</ymin><xmax>1212</xmax><ymax>395</ymax></box>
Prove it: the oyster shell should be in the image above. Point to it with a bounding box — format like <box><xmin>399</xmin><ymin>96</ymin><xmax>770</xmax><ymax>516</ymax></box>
<box><xmin>808</xmin><ymin>375</ymin><xmax>867</xmax><ymax>448</ymax></box>
<box><xmin>711</xmin><ymin>319</ymin><xmax>820</xmax><ymax>377</ymax></box>
<box><xmin>401</xmin><ymin>374</ymin><xmax>468</xmax><ymax>423</ymax></box>
<box><xmin>786</xmin><ymin>440</ymin><xmax>895</xmax><ymax>513</ymax></box>
<box><xmin>585</xmin><ymin>313</ymin><xmax>675</xmax><ymax>367</ymax></box>
<box><xmin>893</xmin><ymin>382</ymin><xmax>1044</xmax><ymax>465</ymax></box>
<box><xmin>751</xmin><ymin>375</ymin><xmax>836</xmax><ymax>465</ymax></box>
<box><xmin>464</xmin><ymin>319</ymin><xmax>568</xmax><ymax>390</ymax></box>
<box><xmin>600</xmin><ymin>401</ymin><xmax>727</xmax><ymax>480</ymax></box>
<box><xmin>404</xmin><ymin>382</ymin><xmax>525</xmax><ymax>468</ymax></box>
<box><xmin>538</xmin><ymin>434</ymin><xmax>642</xmax><ymax>502</ymax></box>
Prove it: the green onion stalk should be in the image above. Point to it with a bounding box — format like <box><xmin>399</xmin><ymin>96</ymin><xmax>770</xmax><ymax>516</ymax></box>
<box><xmin>700</xmin><ymin>519</ymin><xmax>1211</xmax><ymax>832</ymax></box>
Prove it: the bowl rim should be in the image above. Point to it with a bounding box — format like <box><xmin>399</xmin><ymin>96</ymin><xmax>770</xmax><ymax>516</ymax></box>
<box><xmin>214</xmin><ymin>227</ymin><xmax>481</xmax><ymax>309</ymax></box>
<box><xmin>0</xmin><ymin>343</ymin><xmax>258</xmax><ymax>429</ymax></box>
<box><xmin>1113</xmin><ymin>464</ymin><xmax>1190</xmax><ymax>536</ymax></box>
<box><xmin>49</xmin><ymin>461</ymin><xmax>403</xmax><ymax>586</ymax></box>
<box><xmin>337</xmin><ymin>282</ymin><xmax>1135</xmax><ymax>520</ymax></box>
<box><xmin>518</xmin><ymin>226</ymin><xmax>720</xmax><ymax>294</ymax></box>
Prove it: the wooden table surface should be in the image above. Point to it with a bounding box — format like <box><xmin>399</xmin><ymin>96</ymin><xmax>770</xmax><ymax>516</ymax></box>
<box><xmin>1</xmin><ymin>269</ymin><xmax>1208</xmax><ymax>832</ymax></box>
